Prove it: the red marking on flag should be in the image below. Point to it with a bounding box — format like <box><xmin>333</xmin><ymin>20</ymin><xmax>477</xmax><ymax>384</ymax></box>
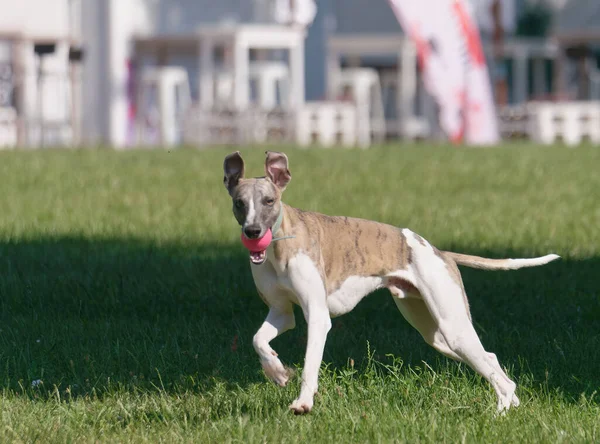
<box><xmin>452</xmin><ymin>0</ymin><xmax>485</xmax><ymax>66</ymax></box>
<box><xmin>410</xmin><ymin>25</ymin><xmax>431</xmax><ymax>71</ymax></box>
<box><xmin>450</xmin><ymin>89</ymin><xmax>467</xmax><ymax>144</ymax></box>
<box><xmin>450</xmin><ymin>128</ymin><xmax>464</xmax><ymax>145</ymax></box>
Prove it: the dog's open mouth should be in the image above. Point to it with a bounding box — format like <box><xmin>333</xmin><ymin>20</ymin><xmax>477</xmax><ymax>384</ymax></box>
<box><xmin>241</xmin><ymin>229</ymin><xmax>272</xmax><ymax>266</ymax></box>
<box><xmin>249</xmin><ymin>250</ymin><xmax>267</xmax><ymax>265</ymax></box>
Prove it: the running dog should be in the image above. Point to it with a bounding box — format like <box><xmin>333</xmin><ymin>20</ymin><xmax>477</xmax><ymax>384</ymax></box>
<box><xmin>223</xmin><ymin>150</ymin><xmax>559</xmax><ymax>414</ymax></box>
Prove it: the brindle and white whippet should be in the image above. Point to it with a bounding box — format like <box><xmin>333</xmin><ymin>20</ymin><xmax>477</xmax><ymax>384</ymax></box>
<box><xmin>224</xmin><ymin>150</ymin><xmax>560</xmax><ymax>415</ymax></box>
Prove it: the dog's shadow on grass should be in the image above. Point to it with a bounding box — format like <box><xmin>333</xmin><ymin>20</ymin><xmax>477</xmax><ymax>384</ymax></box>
<box><xmin>0</xmin><ymin>237</ymin><xmax>598</xmax><ymax>403</ymax></box>
<box><xmin>0</xmin><ymin>236</ymin><xmax>267</xmax><ymax>397</ymax></box>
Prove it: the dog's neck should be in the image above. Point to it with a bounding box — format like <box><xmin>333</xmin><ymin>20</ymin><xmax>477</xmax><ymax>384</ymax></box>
<box><xmin>271</xmin><ymin>203</ymin><xmax>285</xmax><ymax>237</ymax></box>
<box><xmin>271</xmin><ymin>203</ymin><xmax>296</xmax><ymax>243</ymax></box>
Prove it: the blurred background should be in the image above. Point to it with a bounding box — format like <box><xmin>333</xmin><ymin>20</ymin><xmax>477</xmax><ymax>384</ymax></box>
<box><xmin>0</xmin><ymin>0</ymin><xmax>598</xmax><ymax>150</ymax></box>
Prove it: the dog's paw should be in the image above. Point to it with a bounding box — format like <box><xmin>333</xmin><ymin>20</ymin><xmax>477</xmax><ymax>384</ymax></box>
<box><xmin>261</xmin><ymin>356</ymin><xmax>293</xmax><ymax>387</ymax></box>
<box><xmin>495</xmin><ymin>393</ymin><xmax>520</xmax><ymax>416</ymax></box>
<box><xmin>289</xmin><ymin>397</ymin><xmax>313</xmax><ymax>415</ymax></box>
<box><xmin>511</xmin><ymin>394</ymin><xmax>520</xmax><ymax>408</ymax></box>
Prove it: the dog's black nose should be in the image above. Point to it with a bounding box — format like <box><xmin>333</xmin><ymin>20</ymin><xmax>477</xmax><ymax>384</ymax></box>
<box><xmin>244</xmin><ymin>226</ymin><xmax>261</xmax><ymax>239</ymax></box>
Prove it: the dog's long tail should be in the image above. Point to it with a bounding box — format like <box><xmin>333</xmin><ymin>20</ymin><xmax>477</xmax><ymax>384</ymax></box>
<box><xmin>444</xmin><ymin>252</ymin><xmax>560</xmax><ymax>270</ymax></box>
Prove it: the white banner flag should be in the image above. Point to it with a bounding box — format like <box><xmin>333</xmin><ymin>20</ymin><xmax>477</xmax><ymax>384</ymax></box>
<box><xmin>387</xmin><ymin>0</ymin><xmax>500</xmax><ymax>145</ymax></box>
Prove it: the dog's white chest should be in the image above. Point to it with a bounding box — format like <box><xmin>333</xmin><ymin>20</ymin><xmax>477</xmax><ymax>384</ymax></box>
<box><xmin>251</xmin><ymin>253</ymin><xmax>385</xmax><ymax>317</ymax></box>
<box><xmin>250</xmin><ymin>257</ymin><xmax>300</xmax><ymax>305</ymax></box>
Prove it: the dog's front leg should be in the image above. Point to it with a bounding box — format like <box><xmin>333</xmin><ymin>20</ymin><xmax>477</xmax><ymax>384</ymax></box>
<box><xmin>253</xmin><ymin>305</ymin><xmax>295</xmax><ymax>386</ymax></box>
<box><xmin>287</xmin><ymin>255</ymin><xmax>331</xmax><ymax>415</ymax></box>
<box><xmin>290</xmin><ymin>305</ymin><xmax>331</xmax><ymax>414</ymax></box>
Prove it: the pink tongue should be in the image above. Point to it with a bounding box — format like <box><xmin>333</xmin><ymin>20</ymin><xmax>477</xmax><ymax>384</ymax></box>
<box><xmin>241</xmin><ymin>228</ymin><xmax>273</xmax><ymax>252</ymax></box>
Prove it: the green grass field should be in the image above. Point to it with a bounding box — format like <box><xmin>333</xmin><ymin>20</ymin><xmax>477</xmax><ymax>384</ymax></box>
<box><xmin>0</xmin><ymin>144</ymin><xmax>598</xmax><ymax>443</ymax></box>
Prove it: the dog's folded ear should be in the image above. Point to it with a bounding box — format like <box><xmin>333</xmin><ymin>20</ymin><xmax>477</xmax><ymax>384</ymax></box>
<box><xmin>265</xmin><ymin>151</ymin><xmax>291</xmax><ymax>191</ymax></box>
<box><xmin>223</xmin><ymin>151</ymin><xmax>245</xmax><ymax>195</ymax></box>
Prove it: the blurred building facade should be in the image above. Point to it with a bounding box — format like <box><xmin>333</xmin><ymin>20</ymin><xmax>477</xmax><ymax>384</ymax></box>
<box><xmin>0</xmin><ymin>0</ymin><xmax>598</xmax><ymax>148</ymax></box>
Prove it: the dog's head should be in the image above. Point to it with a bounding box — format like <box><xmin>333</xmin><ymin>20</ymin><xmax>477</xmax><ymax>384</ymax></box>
<box><xmin>223</xmin><ymin>150</ymin><xmax>291</xmax><ymax>243</ymax></box>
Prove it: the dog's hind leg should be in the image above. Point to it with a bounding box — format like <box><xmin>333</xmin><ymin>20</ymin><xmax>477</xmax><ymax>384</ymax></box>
<box><xmin>435</xmin><ymin>318</ymin><xmax>518</xmax><ymax>413</ymax></box>
<box><xmin>253</xmin><ymin>303</ymin><xmax>296</xmax><ymax>387</ymax></box>
<box><xmin>392</xmin><ymin>295</ymin><xmax>519</xmax><ymax>408</ymax></box>
<box><xmin>403</xmin><ymin>229</ymin><xmax>519</xmax><ymax>413</ymax></box>
<box><xmin>485</xmin><ymin>352</ymin><xmax>520</xmax><ymax>407</ymax></box>
<box><xmin>391</xmin><ymin>294</ymin><xmax>462</xmax><ymax>362</ymax></box>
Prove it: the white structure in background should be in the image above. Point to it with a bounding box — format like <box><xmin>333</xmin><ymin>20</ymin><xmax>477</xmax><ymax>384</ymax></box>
<box><xmin>189</xmin><ymin>24</ymin><xmax>308</xmax><ymax>146</ymax></box>
<box><xmin>0</xmin><ymin>107</ymin><xmax>17</xmax><ymax>148</ymax></box>
<box><xmin>81</xmin><ymin>0</ymin><xmax>321</xmax><ymax>148</ymax></box>
<box><xmin>182</xmin><ymin>2</ymin><xmax>362</xmax><ymax>148</ymax></box>
<box><xmin>197</xmin><ymin>24</ymin><xmax>305</xmax><ymax>111</ymax></box>
<box><xmin>327</xmin><ymin>34</ymin><xmax>429</xmax><ymax>141</ymax></box>
<box><xmin>81</xmin><ymin>0</ymin><xmax>156</xmax><ymax>148</ymax></box>
<box><xmin>331</xmin><ymin>68</ymin><xmax>386</xmax><ymax>146</ymax></box>
<box><xmin>272</xmin><ymin>0</ymin><xmax>317</xmax><ymax>28</ymax></box>
<box><xmin>296</xmin><ymin>101</ymin><xmax>357</xmax><ymax>147</ymax></box>
<box><xmin>1</xmin><ymin>0</ymin><xmax>597</xmax><ymax>148</ymax></box>
<box><xmin>249</xmin><ymin>62</ymin><xmax>290</xmax><ymax>109</ymax></box>
<box><xmin>270</xmin><ymin>0</ymin><xmax>363</xmax><ymax>147</ymax></box>
<box><xmin>137</xmin><ymin>66</ymin><xmax>192</xmax><ymax>146</ymax></box>
<box><xmin>130</xmin><ymin>28</ymin><xmax>304</xmax><ymax>146</ymax></box>
<box><xmin>0</xmin><ymin>0</ymin><xmax>78</xmax><ymax>147</ymax></box>
<box><xmin>528</xmin><ymin>101</ymin><xmax>600</xmax><ymax>146</ymax></box>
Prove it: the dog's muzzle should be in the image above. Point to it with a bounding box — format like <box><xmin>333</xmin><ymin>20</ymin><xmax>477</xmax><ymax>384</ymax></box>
<box><xmin>241</xmin><ymin>229</ymin><xmax>273</xmax><ymax>265</ymax></box>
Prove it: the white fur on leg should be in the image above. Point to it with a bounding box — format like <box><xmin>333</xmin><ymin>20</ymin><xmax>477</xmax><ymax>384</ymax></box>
<box><xmin>485</xmin><ymin>352</ymin><xmax>520</xmax><ymax>411</ymax></box>
<box><xmin>253</xmin><ymin>308</ymin><xmax>295</xmax><ymax>386</ymax></box>
<box><xmin>403</xmin><ymin>229</ymin><xmax>520</xmax><ymax>413</ymax></box>
<box><xmin>286</xmin><ymin>253</ymin><xmax>331</xmax><ymax>414</ymax></box>
<box><xmin>288</xmin><ymin>309</ymin><xmax>331</xmax><ymax>415</ymax></box>
<box><xmin>289</xmin><ymin>397</ymin><xmax>314</xmax><ymax>415</ymax></box>
<box><xmin>261</xmin><ymin>351</ymin><xmax>293</xmax><ymax>387</ymax></box>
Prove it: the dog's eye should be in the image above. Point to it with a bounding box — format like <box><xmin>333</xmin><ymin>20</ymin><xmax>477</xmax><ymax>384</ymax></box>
<box><xmin>265</xmin><ymin>198</ymin><xmax>275</xmax><ymax>206</ymax></box>
<box><xmin>234</xmin><ymin>199</ymin><xmax>245</xmax><ymax>209</ymax></box>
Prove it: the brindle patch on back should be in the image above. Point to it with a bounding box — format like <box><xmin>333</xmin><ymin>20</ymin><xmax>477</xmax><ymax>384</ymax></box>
<box><xmin>272</xmin><ymin>204</ymin><xmax>411</xmax><ymax>294</ymax></box>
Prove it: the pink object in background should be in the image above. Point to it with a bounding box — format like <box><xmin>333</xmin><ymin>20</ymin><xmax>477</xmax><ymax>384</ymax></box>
<box><xmin>125</xmin><ymin>59</ymin><xmax>136</xmax><ymax>146</ymax></box>
<box><xmin>387</xmin><ymin>0</ymin><xmax>500</xmax><ymax>145</ymax></box>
